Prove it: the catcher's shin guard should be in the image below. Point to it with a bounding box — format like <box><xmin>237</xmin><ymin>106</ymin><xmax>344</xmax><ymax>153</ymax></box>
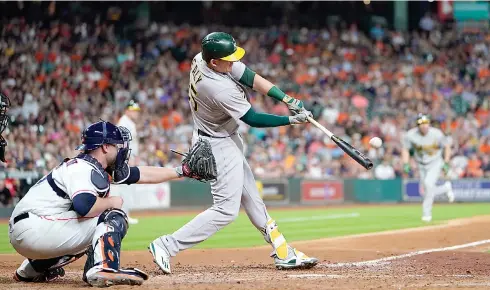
<box><xmin>84</xmin><ymin>209</ymin><xmax>148</xmax><ymax>287</ymax></box>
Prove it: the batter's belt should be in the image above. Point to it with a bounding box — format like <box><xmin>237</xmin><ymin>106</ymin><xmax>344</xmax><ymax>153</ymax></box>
<box><xmin>198</xmin><ymin>129</ymin><xmax>235</xmax><ymax>139</ymax></box>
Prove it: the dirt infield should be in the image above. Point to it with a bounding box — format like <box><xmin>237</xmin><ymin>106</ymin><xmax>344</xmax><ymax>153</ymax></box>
<box><xmin>2</xmin><ymin>215</ymin><xmax>490</xmax><ymax>289</ymax></box>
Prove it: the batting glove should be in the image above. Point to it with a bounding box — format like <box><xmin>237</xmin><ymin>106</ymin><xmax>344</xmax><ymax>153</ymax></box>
<box><xmin>283</xmin><ymin>95</ymin><xmax>305</xmax><ymax>114</ymax></box>
<box><xmin>403</xmin><ymin>163</ymin><xmax>411</xmax><ymax>174</ymax></box>
<box><xmin>442</xmin><ymin>162</ymin><xmax>450</xmax><ymax>174</ymax></box>
<box><xmin>289</xmin><ymin>110</ymin><xmax>312</xmax><ymax>125</ymax></box>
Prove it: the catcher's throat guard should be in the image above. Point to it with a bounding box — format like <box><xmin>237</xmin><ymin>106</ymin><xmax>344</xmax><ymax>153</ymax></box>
<box><xmin>172</xmin><ymin>138</ymin><xmax>218</xmax><ymax>182</ymax></box>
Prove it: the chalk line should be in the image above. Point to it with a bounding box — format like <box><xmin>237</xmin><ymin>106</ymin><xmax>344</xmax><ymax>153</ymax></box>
<box><xmin>279</xmin><ymin>212</ymin><xmax>360</xmax><ymax>223</ymax></box>
<box><xmin>323</xmin><ymin>239</ymin><xmax>490</xmax><ymax>268</ymax></box>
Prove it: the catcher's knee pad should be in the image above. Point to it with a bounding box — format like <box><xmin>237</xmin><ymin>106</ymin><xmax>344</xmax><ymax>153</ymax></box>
<box><xmin>28</xmin><ymin>251</ymin><xmax>87</xmax><ymax>273</ymax></box>
<box><xmin>88</xmin><ymin>209</ymin><xmax>128</xmax><ymax>273</ymax></box>
<box><xmin>264</xmin><ymin>219</ymin><xmax>288</xmax><ymax>259</ymax></box>
<box><xmin>97</xmin><ymin>208</ymin><xmax>128</xmax><ymax>239</ymax></box>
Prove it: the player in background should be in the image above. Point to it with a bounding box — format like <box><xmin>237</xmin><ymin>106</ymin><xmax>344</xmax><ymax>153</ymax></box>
<box><xmin>9</xmin><ymin>120</ymin><xmax>212</xmax><ymax>287</ymax></box>
<box><xmin>116</xmin><ymin>100</ymin><xmax>141</xmax><ymax>224</ymax></box>
<box><xmin>402</xmin><ymin>114</ymin><xmax>455</xmax><ymax>222</ymax></box>
<box><xmin>149</xmin><ymin>32</ymin><xmax>318</xmax><ymax>274</ymax></box>
<box><xmin>0</xmin><ymin>92</ymin><xmax>10</xmax><ymax>162</ymax></box>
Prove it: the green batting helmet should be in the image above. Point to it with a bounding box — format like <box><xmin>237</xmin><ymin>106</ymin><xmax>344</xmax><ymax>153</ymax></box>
<box><xmin>416</xmin><ymin>113</ymin><xmax>430</xmax><ymax>125</ymax></box>
<box><xmin>201</xmin><ymin>32</ymin><xmax>245</xmax><ymax>63</ymax></box>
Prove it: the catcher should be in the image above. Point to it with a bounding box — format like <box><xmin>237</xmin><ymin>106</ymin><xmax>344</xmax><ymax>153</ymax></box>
<box><xmin>9</xmin><ymin>120</ymin><xmax>216</xmax><ymax>287</ymax></box>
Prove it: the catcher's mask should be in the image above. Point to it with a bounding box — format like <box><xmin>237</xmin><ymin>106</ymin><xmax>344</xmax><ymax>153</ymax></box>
<box><xmin>76</xmin><ymin>120</ymin><xmax>132</xmax><ymax>170</ymax></box>
<box><xmin>0</xmin><ymin>92</ymin><xmax>11</xmax><ymax>162</ymax></box>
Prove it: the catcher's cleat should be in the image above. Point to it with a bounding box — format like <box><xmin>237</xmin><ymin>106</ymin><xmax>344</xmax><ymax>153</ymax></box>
<box><xmin>85</xmin><ymin>267</ymin><xmax>148</xmax><ymax>287</ymax></box>
<box><xmin>14</xmin><ymin>268</ymin><xmax>65</xmax><ymax>282</ymax></box>
<box><xmin>148</xmin><ymin>239</ymin><xmax>171</xmax><ymax>274</ymax></box>
<box><xmin>272</xmin><ymin>245</ymin><xmax>319</xmax><ymax>270</ymax></box>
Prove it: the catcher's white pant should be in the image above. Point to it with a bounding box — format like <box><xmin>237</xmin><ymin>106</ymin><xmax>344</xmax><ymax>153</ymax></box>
<box><xmin>419</xmin><ymin>158</ymin><xmax>451</xmax><ymax>218</ymax></box>
<box><xmin>9</xmin><ymin>211</ymin><xmax>98</xmax><ymax>259</ymax></box>
<box><xmin>160</xmin><ymin>131</ymin><xmax>271</xmax><ymax>256</ymax></box>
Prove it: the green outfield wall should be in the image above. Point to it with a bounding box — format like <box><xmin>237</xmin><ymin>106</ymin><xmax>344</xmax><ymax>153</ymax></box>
<box><xmin>2</xmin><ymin>178</ymin><xmax>490</xmax><ymax>218</ymax></box>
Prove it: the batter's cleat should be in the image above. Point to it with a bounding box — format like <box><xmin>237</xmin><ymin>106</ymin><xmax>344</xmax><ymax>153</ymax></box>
<box><xmin>272</xmin><ymin>246</ymin><xmax>319</xmax><ymax>270</ymax></box>
<box><xmin>13</xmin><ymin>268</ymin><xmax>65</xmax><ymax>282</ymax></box>
<box><xmin>149</xmin><ymin>239</ymin><xmax>171</xmax><ymax>274</ymax></box>
<box><xmin>445</xmin><ymin>181</ymin><xmax>455</xmax><ymax>203</ymax></box>
<box><xmin>85</xmin><ymin>267</ymin><xmax>148</xmax><ymax>287</ymax></box>
<box><xmin>421</xmin><ymin>216</ymin><xmax>432</xmax><ymax>222</ymax></box>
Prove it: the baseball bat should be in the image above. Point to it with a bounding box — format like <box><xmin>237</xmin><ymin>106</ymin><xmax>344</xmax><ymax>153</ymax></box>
<box><xmin>307</xmin><ymin>117</ymin><xmax>374</xmax><ymax>170</ymax></box>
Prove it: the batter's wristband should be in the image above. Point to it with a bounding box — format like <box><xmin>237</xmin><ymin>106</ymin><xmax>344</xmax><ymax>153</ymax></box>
<box><xmin>267</xmin><ymin>86</ymin><xmax>286</xmax><ymax>102</ymax></box>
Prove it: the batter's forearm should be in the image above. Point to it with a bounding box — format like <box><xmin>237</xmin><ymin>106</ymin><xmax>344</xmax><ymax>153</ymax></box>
<box><xmin>252</xmin><ymin>73</ymin><xmax>274</xmax><ymax>95</ymax></box>
<box><xmin>401</xmin><ymin>149</ymin><xmax>410</xmax><ymax>164</ymax></box>
<box><xmin>136</xmin><ymin>166</ymin><xmax>180</xmax><ymax>184</ymax></box>
<box><xmin>240</xmin><ymin>107</ymin><xmax>290</xmax><ymax>128</ymax></box>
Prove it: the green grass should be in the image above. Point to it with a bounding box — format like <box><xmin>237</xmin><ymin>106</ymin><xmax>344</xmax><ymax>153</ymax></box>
<box><xmin>1</xmin><ymin>203</ymin><xmax>490</xmax><ymax>254</ymax></box>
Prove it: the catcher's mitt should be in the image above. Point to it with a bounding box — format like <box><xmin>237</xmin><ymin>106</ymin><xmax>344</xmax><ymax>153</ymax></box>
<box><xmin>172</xmin><ymin>138</ymin><xmax>217</xmax><ymax>182</ymax></box>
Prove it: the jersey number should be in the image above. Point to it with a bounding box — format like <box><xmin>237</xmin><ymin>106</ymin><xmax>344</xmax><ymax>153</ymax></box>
<box><xmin>188</xmin><ymin>83</ymin><xmax>198</xmax><ymax>112</ymax></box>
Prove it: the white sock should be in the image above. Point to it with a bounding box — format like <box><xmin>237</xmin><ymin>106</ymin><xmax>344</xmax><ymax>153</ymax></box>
<box><xmin>17</xmin><ymin>259</ymin><xmax>41</xmax><ymax>278</ymax></box>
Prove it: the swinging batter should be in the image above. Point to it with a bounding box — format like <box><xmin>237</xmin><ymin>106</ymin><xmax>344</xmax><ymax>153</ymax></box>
<box><xmin>402</xmin><ymin>114</ymin><xmax>455</xmax><ymax>222</ymax></box>
<box><xmin>149</xmin><ymin>32</ymin><xmax>318</xmax><ymax>273</ymax></box>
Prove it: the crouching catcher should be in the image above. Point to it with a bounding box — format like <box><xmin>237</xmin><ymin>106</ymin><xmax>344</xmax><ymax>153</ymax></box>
<box><xmin>9</xmin><ymin>120</ymin><xmax>216</xmax><ymax>287</ymax></box>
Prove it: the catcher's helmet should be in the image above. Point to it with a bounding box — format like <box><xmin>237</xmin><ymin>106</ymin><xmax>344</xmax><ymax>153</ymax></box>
<box><xmin>76</xmin><ymin>121</ymin><xmax>131</xmax><ymax>151</ymax></box>
<box><xmin>416</xmin><ymin>113</ymin><xmax>431</xmax><ymax>125</ymax></box>
<box><xmin>201</xmin><ymin>32</ymin><xmax>245</xmax><ymax>62</ymax></box>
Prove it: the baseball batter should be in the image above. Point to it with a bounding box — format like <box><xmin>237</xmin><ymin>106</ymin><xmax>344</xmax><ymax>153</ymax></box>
<box><xmin>402</xmin><ymin>114</ymin><xmax>455</xmax><ymax>222</ymax></box>
<box><xmin>149</xmin><ymin>32</ymin><xmax>318</xmax><ymax>273</ymax></box>
<box><xmin>9</xmin><ymin>120</ymin><xmax>213</xmax><ymax>286</ymax></box>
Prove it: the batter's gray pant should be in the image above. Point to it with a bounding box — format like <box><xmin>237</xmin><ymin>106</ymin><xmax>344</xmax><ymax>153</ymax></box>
<box><xmin>161</xmin><ymin>132</ymin><xmax>271</xmax><ymax>256</ymax></box>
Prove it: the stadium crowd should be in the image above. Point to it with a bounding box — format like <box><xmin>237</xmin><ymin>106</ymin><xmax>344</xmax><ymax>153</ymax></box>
<box><xmin>1</xmin><ymin>8</ymin><xmax>490</xmax><ymax>204</ymax></box>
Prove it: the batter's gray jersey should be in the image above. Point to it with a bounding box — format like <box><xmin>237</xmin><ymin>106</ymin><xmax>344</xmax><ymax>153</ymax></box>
<box><xmin>188</xmin><ymin>52</ymin><xmax>250</xmax><ymax>137</ymax></box>
<box><xmin>402</xmin><ymin>127</ymin><xmax>448</xmax><ymax>165</ymax></box>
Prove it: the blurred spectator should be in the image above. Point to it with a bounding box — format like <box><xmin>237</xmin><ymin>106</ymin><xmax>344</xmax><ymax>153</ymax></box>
<box><xmin>1</xmin><ymin>3</ymin><xmax>490</xmax><ymax>203</ymax></box>
<box><xmin>374</xmin><ymin>157</ymin><xmax>396</xmax><ymax>180</ymax></box>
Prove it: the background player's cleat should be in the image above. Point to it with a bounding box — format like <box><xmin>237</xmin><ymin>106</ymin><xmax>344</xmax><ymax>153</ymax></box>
<box><xmin>445</xmin><ymin>181</ymin><xmax>455</xmax><ymax>203</ymax></box>
<box><xmin>85</xmin><ymin>267</ymin><xmax>148</xmax><ymax>287</ymax></box>
<box><xmin>14</xmin><ymin>268</ymin><xmax>65</xmax><ymax>282</ymax></box>
<box><xmin>149</xmin><ymin>240</ymin><xmax>171</xmax><ymax>274</ymax></box>
<box><xmin>422</xmin><ymin>216</ymin><xmax>432</xmax><ymax>222</ymax></box>
<box><xmin>272</xmin><ymin>245</ymin><xmax>318</xmax><ymax>270</ymax></box>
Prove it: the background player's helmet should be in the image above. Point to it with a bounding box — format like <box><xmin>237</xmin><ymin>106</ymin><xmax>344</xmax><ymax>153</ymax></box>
<box><xmin>416</xmin><ymin>113</ymin><xmax>430</xmax><ymax>126</ymax></box>
<box><xmin>201</xmin><ymin>32</ymin><xmax>245</xmax><ymax>62</ymax></box>
<box><xmin>126</xmin><ymin>99</ymin><xmax>141</xmax><ymax>112</ymax></box>
<box><xmin>76</xmin><ymin>120</ymin><xmax>132</xmax><ymax>152</ymax></box>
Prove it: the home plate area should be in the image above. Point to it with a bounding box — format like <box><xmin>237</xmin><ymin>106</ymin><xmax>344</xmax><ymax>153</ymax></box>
<box><xmin>2</xmin><ymin>215</ymin><xmax>490</xmax><ymax>289</ymax></box>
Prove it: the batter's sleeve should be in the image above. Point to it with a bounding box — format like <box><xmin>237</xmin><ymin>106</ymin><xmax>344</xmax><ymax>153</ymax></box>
<box><xmin>214</xmin><ymin>87</ymin><xmax>252</xmax><ymax>120</ymax></box>
<box><xmin>230</xmin><ymin>61</ymin><xmax>247</xmax><ymax>80</ymax></box>
<box><xmin>64</xmin><ymin>163</ymin><xmax>103</xmax><ymax>200</ymax></box>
